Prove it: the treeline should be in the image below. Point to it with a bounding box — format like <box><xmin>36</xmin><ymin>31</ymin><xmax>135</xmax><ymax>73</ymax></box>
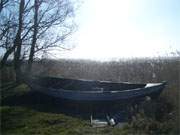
<box><xmin>0</xmin><ymin>0</ymin><xmax>76</xmax><ymax>82</ymax></box>
<box><xmin>30</xmin><ymin>57</ymin><xmax>179</xmax><ymax>83</ymax></box>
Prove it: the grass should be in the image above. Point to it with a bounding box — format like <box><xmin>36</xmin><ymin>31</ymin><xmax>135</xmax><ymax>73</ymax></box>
<box><xmin>1</xmin><ymin>106</ymin><xmax>88</xmax><ymax>135</ymax></box>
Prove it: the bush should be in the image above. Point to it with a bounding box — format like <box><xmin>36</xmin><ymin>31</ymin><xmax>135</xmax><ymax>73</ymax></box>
<box><xmin>129</xmin><ymin>98</ymin><xmax>179</xmax><ymax>135</ymax></box>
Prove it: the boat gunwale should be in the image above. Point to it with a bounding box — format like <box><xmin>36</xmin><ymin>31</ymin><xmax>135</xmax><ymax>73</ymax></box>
<box><xmin>33</xmin><ymin>82</ymin><xmax>165</xmax><ymax>94</ymax></box>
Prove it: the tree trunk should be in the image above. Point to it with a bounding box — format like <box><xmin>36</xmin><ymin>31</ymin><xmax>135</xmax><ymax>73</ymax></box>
<box><xmin>27</xmin><ymin>0</ymin><xmax>39</xmax><ymax>74</ymax></box>
<box><xmin>0</xmin><ymin>0</ymin><xmax>9</xmax><ymax>13</ymax></box>
<box><xmin>14</xmin><ymin>0</ymin><xmax>25</xmax><ymax>82</ymax></box>
<box><xmin>0</xmin><ymin>0</ymin><xmax>4</xmax><ymax>13</ymax></box>
<box><xmin>0</xmin><ymin>45</ymin><xmax>16</xmax><ymax>68</ymax></box>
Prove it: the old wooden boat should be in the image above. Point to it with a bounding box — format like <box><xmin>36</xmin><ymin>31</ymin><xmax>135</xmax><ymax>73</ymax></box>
<box><xmin>26</xmin><ymin>76</ymin><xmax>167</xmax><ymax>102</ymax></box>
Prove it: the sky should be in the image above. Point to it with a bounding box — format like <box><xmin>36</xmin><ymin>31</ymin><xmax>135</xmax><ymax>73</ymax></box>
<box><xmin>54</xmin><ymin>0</ymin><xmax>180</xmax><ymax>60</ymax></box>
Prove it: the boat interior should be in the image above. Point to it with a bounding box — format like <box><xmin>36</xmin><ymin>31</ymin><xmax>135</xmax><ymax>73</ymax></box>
<box><xmin>34</xmin><ymin>76</ymin><xmax>146</xmax><ymax>91</ymax></box>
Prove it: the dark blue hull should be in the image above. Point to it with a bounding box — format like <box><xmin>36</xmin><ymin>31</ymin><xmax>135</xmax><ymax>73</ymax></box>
<box><xmin>27</xmin><ymin>77</ymin><xmax>166</xmax><ymax>102</ymax></box>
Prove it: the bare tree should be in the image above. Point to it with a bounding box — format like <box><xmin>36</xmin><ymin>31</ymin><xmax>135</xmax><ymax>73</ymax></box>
<box><xmin>13</xmin><ymin>0</ymin><xmax>25</xmax><ymax>82</ymax></box>
<box><xmin>0</xmin><ymin>0</ymin><xmax>77</xmax><ymax>81</ymax></box>
<box><xmin>27</xmin><ymin>0</ymin><xmax>39</xmax><ymax>72</ymax></box>
<box><xmin>26</xmin><ymin>0</ymin><xmax>75</xmax><ymax>73</ymax></box>
<box><xmin>0</xmin><ymin>1</ymin><xmax>18</xmax><ymax>68</ymax></box>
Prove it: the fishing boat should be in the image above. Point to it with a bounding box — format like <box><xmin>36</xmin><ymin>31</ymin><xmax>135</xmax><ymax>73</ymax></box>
<box><xmin>26</xmin><ymin>76</ymin><xmax>167</xmax><ymax>102</ymax></box>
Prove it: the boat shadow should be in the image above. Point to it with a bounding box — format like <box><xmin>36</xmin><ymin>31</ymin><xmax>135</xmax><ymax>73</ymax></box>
<box><xmin>2</xmin><ymin>90</ymin><xmax>131</xmax><ymax>120</ymax></box>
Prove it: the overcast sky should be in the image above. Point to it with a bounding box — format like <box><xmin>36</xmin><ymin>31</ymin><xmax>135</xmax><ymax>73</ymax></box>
<box><xmin>54</xmin><ymin>0</ymin><xmax>180</xmax><ymax>60</ymax></box>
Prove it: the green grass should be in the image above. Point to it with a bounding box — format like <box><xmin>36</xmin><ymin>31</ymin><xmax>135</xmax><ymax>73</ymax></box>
<box><xmin>0</xmin><ymin>105</ymin><xmax>128</xmax><ymax>135</ymax></box>
<box><xmin>1</xmin><ymin>106</ymin><xmax>87</xmax><ymax>135</ymax></box>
